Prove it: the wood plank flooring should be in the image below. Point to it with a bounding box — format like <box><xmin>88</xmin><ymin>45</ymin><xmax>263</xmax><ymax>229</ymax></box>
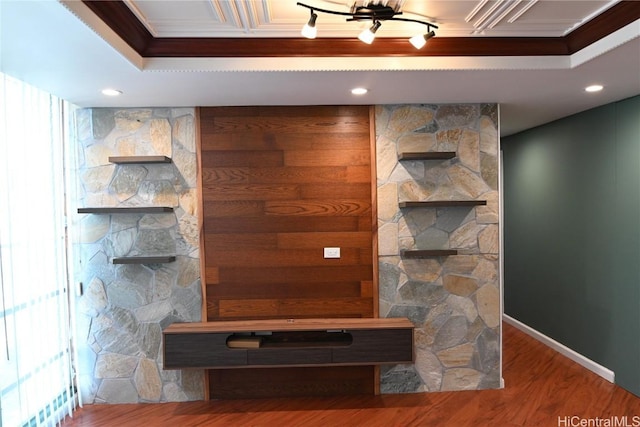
<box><xmin>62</xmin><ymin>322</ymin><xmax>640</xmax><ymax>426</ymax></box>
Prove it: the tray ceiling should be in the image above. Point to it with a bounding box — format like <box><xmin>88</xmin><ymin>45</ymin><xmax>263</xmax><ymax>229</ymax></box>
<box><xmin>125</xmin><ymin>0</ymin><xmax>619</xmax><ymax>38</ymax></box>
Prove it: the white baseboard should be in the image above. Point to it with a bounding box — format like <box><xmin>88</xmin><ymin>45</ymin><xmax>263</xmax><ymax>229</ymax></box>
<box><xmin>503</xmin><ymin>314</ymin><xmax>615</xmax><ymax>383</ymax></box>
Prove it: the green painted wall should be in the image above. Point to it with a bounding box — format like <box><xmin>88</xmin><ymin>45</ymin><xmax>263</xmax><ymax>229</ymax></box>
<box><xmin>502</xmin><ymin>95</ymin><xmax>640</xmax><ymax>396</ymax></box>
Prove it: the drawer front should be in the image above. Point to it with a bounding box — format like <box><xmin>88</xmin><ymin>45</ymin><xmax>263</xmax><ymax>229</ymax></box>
<box><xmin>332</xmin><ymin>329</ymin><xmax>413</xmax><ymax>364</ymax></box>
<box><xmin>247</xmin><ymin>348</ymin><xmax>332</xmax><ymax>366</ymax></box>
<box><xmin>163</xmin><ymin>333</ymin><xmax>247</xmax><ymax>369</ymax></box>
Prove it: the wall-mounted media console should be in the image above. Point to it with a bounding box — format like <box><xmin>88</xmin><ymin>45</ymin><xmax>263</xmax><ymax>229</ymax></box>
<box><xmin>163</xmin><ymin>317</ymin><xmax>414</xmax><ymax>370</ymax></box>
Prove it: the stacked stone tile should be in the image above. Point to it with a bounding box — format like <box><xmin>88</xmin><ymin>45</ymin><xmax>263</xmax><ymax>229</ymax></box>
<box><xmin>376</xmin><ymin>104</ymin><xmax>501</xmax><ymax>392</ymax></box>
<box><xmin>74</xmin><ymin>108</ymin><xmax>203</xmax><ymax>403</ymax></box>
<box><xmin>72</xmin><ymin>104</ymin><xmax>500</xmax><ymax>402</ymax></box>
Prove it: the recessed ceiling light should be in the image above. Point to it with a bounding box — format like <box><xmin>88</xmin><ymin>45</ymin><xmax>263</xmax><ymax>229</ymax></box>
<box><xmin>351</xmin><ymin>87</ymin><xmax>368</xmax><ymax>95</ymax></box>
<box><xmin>101</xmin><ymin>88</ymin><xmax>123</xmax><ymax>96</ymax></box>
<box><xmin>585</xmin><ymin>85</ymin><xmax>603</xmax><ymax>93</ymax></box>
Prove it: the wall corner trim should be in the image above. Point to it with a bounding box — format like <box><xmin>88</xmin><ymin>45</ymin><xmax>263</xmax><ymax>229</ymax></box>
<box><xmin>503</xmin><ymin>314</ymin><xmax>615</xmax><ymax>383</ymax></box>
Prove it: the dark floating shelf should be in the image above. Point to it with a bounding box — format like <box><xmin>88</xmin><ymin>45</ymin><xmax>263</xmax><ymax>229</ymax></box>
<box><xmin>401</xmin><ymin>249</ymin><xmax>458</xmax><ymax>258</ymax></box>
<box><xmin>398</xmin><ymin>152</ymin><xmax>456</xmax><ymax>161</ymax></box>
<box><xmin>399</xmin><ymin>200</ymin><xmax>487</xmax><ymax>208</ymax></box>
<box><xmin>109</xmin><ymin>156</ymin><xmax>172</xmax><ymax>164</ymax></box>
<box><xmin>112</xmin><ymin>256</ymin><xmax>176</xmax><ymax>264</ymax></box>
<box><xmin>78</xmin><ymin>207</ymin><xmax>174</xmax><ymax>214</ymax></box>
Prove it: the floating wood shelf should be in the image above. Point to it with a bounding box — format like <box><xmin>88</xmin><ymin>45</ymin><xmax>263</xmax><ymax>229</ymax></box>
<box><xmin>163</xmin><ymin>317</ymin><xmax>414</xmax><ymax>370</ymax></box>
<box><xmin>112</xmin><ymin>256</ymin><xmax>176</xmax><ymax>264</ymax></box>
<box><xmin>397</xmin><ymin>152</ymin><xmax>456</xmax><ymax>161</ymax></box>
<box><xmin>109</xmin><ymin>156</ymin><xmax>172</xmax><ymax>164</ymax></box>
<box><xmin>399</xmin><ymin>200</ymin><xmax>487</xmax><ymax>208</ymax></box>
<box><xmin>401</xmin><ymin>249</ymin><xmax>458</xmax><ymax>258</ymax></box>
<box><xmin>78</xmin><ymin>207</ymin><xmax>174</xmax><ymax>214</ymax></box>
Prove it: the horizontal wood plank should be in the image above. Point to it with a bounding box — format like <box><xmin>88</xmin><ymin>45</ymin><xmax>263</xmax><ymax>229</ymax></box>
<box><xmin>202</xmin><ymin>201</ymin><xmax>264</xmax><ymax>217</ymax></box>
<box><xmin>204</xmin><ymin>233</ymin><xmax>278</xmax><ymax>251</ymax></box>
<box><xmin>203</xmin><ymin>216</ymin><xmax>363</xmax><ymax>233</ymax></box>
<box><xmin>200</xmin><ymin>106</ymin><xmax>370</xmax><ymax>118</ymax></box>
<box><xmin>201</xmin><ymin>168</ymin><xmax>249</xmax><ymax>184</ymax></box>
<box><xmin>218</xmin><ymin>299</ymin><xmax>278</xmax><ymax>318</ymax></box>
<box><xmin>200</xmin><ymin>150</ymin><xmax>283</xmax><ymax>167</ymax></box>
<box><xmin>217</xmin><ymin>298</ymin><xmax>373</xmax><ymax>319</ymax></box>
<box><xmin>276</xmin><ymin>231</ymin><xmax>372</xmax><ymax>249</ymax></box>
<box><xmin>308</xmin><ymin>134</ymin><xmax>370</xmax><ymax>150</ymax></box>
<box><xmin>284</xmin><ymin>150</ymin><xmax>370</xmax><ymax>167</ymax></box>
<box><xmin>206</xmin><ymin>248</ymin><xmax>365</xmax><ymax>267</ymax></box>
<box><xmin>248</xmin><ymin>167</ymin><xmax>349</xmax><ymax>183</ymax></box>
<box><xmin>204</xmin><ymin>116</ymin><xmax>370</xmax><ymax>134</ymax></box>
<box><xmin>212</xmin><ymin>309</ymin><xmax>358</xmax><ymax>322</ymax></box>
<box><xmin>202</xmin><ymin>184</ymin><xmax>299</xmax><ymax>201</ymax></box>
<box><xmin>200</xmin><ymin>132</ymin><xmax>370</xmax><ymax>151</ymax></box>
<box><xmin>200</xmin><ymin>133</ymin><xmax>275</xmax><ymax>150</ymax></box>
<box><xmin>298</xmin><ymin>183</ymin><xmax>371</xmax><ymax>199</ymax></box>
<box><xmin>215</xmin><ymin>265</ymin><xmax>374</xmax><ymax>285</ymax></box>
<box><xmin>218</xmin><ymin>297</ymin><xmax>373</xmax><ymax>320</ymax></box>
<box><xmin>277</xmin><ymin>298</ymin><xmax>373</xmax><ymax>318</ymax></box>
<box><xmin>206</xmin><ymin>281</ymin><xmax>364</xmax><ymax>300</ymax></box>
<box><xmin>263</xmin><ymin>199</ymin><xmax>371</xmax><ymax>216</ymax></box>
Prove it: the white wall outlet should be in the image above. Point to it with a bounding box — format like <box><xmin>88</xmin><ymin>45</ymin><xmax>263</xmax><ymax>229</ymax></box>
<box><xmin>324</xmin><ymin>247</ymin><xmax>341</xmax><ymax>258</ymax></box>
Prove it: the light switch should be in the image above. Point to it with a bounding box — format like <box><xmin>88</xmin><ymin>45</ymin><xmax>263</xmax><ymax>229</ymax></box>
<box><xmin>324</xmin><ymin>247</ymin><xmax>341</xmax><ymax>258</ymax></box>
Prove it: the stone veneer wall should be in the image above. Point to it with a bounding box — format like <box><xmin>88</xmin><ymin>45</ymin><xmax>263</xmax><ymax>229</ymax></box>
<box><xmin>376</xmin><ymin>104</ymin><xmax>501</xmax><ymax>392</ymax></box>
<box><xmin>73</xmin><ymin>108</ymin><xmax>204</xmax><ymax>403</ymax></box>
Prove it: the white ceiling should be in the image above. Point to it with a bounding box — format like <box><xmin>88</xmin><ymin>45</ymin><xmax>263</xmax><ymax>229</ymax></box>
<box><xmin>1</xmin><ymin>0</ymin><xmax>639</xmax><ymax>136</ymax></box>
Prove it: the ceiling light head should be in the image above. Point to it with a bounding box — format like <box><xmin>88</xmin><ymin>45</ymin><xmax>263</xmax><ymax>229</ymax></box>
<box><xmin>301</xmin><ymin>11</ymin><xmax>318</xmax><ymax>39</ymax></box>
<box><xmin>585</xmin><ymin>84</ymin><xmax>603</xmax><ymax>93</ymax></box>
<box><xmin>358</xmin><ymin>21</ymin><xmax>382</xmax><ymax>44</ymax></box>
<box><xmin>351</xmin><ymin>87</ymin><xmax>368</xmax><ymax>95</ymax></box>
<box><xmin>409</xmin><ymin>30</ymin><xmax>436</xmax><ymax>49</ymax></box>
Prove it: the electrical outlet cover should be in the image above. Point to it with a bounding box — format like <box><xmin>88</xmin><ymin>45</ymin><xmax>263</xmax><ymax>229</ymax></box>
<box><xmin>323</xmin><ymin>247</ymin><xmax>340</xmax><ymax>258</ymax></box>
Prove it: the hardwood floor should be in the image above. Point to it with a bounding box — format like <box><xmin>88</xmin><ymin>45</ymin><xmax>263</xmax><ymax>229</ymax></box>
<box><xmin>63</xmin><ymin>322</ymin><xmax>640</xmax><ymax>426</ymax></box>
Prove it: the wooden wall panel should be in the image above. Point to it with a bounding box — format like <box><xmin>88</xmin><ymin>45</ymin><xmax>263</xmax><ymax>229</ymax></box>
<box><xmin>199</xmin><ymin>106</ymin><xmax>376</xmax><ymax>398</ymax></box>
<box><xmin>209</xmin><ymin>366</ymin><xmax>375</xmax><ymax>399</ymax></box>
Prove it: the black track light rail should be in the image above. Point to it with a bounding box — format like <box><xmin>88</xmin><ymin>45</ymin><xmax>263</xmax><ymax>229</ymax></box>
<box><xmin>296</xmin><ymin>2</ymin><xmax>439</xmax><ymax>32</ymax></box>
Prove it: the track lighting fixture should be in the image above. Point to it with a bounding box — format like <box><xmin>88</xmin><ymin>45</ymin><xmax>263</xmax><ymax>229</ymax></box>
<box><xmin>297</xmin><ymin>1</ymin><xmax>438</xmax><ymax>48</ymax></box>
